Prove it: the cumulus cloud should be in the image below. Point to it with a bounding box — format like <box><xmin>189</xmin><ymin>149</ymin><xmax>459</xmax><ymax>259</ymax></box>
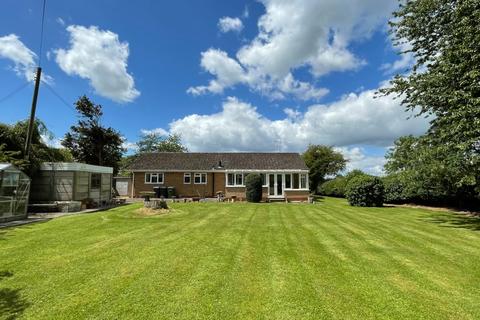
<box><xmin>188</xmin><ymin>49</ymin><xmax>329</xmax><ymax>100</ymax></box>
<box><xmin>381</xmin><ymin>40</ymin><xmax>415</xmax><ymax>74</ymax></box>
<box><xmin>41</xmin><ymin>134</ymin><xmax>63</xmax><ymax>149</ymax></box>
<box><xmin>140</xmin><ymin>128</ymin><xmax>169</xmax><ymax>136</ymax></box>
<box><xmin>55</xmin><ymin>25</ymin><xmax>140</xmax><ymax>103</ymax></box>
<box><xmin>189</xmin><ymin>0</ymin><xmax>397</xmax><ymax>100</ymax></box>
<box><xmin>0</xmin><ymin>34</ymin><xmax>37</xmax><ymax>81</ymax></box>
<box><xmin>336</xmin><ymin>146</ymin><xmax>387</xmax><ymax>176</ymax></box>
<box><xmin>156</xmin><ymin>87</ymin><xmax>430</xmax><ymax>154</ymax></box>
<box><xmin>218</xmin><ymin>17</ymin><xmax>243</xmax><ymax>33</ymax></box>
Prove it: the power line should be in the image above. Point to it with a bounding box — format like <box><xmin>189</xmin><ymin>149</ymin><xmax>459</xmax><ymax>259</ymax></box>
<box><xmin>0</xmin><ymin>81</ymin><xmax>31</xmax><ymax>105</ymax></box>
<box><xmin>41</xmin><ymin>80</ymin><xmax>77</xmax><ymax>113</ymax></box>
<box><xmin>38</xmin><ymin>0</ymin><xmax>47</xmax><ymax>67</ymax></box>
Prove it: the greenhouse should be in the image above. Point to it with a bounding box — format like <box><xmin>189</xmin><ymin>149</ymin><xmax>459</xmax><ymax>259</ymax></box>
<box><xmin>0</xmin><ymin>163</ymin><xmax>30</xmax><ymax>222</ymax></box>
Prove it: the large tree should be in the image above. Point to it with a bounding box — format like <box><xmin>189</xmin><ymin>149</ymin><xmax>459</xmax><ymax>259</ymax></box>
<box><xmin>381</xmin><ymin>0</ymin><xmax>480</xmax><ymax>205</ymax></box>
<box><xmin>136</xmin><ymin>133</ymin><xmax>187</xmax><ymax>153</ymax></box>
<box><xmin>62</xmin><ymin>96</ymin><xmax>125</xmax><ymax>174</ymax></box>
<box><xmin>0</xmin><ymin>119</ymin><xmax>71</xmax><ymax>176</ymax></box>
<box><xmin>303</xmin><ymin>145</ymin><xmax>347</xmax><ymax>193</ymax></box>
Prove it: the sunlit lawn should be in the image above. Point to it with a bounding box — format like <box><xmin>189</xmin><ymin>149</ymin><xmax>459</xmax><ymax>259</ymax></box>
<box><xmin>1</xmin><ymin>197</ymin><xmax>479</xmax><ymax>319</ymax></box>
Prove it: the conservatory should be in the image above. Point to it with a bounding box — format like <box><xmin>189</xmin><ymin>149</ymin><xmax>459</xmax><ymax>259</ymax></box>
<box><xmin>0</xmin><ymin>163</ymin><xmax>30</xmax><ymax>222</ymax></box>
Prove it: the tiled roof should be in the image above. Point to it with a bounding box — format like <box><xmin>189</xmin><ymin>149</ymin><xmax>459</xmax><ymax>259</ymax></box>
<box><xmin>128</xmin><ymin>152</ymin><xmax>308</xmax><ymax>171</ymax></box>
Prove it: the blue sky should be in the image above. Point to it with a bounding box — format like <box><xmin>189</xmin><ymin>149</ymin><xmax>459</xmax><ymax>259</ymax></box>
<box><xmin>0</xmin><ymin>0</ymin><xmax>430</xmax><ymax>174</ymax></box>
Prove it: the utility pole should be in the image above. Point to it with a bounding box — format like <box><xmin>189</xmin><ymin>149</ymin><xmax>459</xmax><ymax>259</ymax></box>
<box><xmin>24</xmin><ymin>67</ymin><xmax>42</xmax><ymax>159</ymax></box>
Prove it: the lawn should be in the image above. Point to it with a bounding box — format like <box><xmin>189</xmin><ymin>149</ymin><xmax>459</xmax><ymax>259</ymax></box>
<box><xmin>1</xmin><ymin>198</ymin><xmax>479</xmax><ymax>320</ymax></box>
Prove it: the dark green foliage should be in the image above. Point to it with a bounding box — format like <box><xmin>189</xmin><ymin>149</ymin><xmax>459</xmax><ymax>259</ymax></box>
<box><xmin>245</xmin><ymin>173</ymin><xmax>263</xmax><ymax>202</ymax></box>
<box><xmin>62</xmin><ymin>96</ymin><xmax>125</xmax><ymax>174</ymax></box>
<box><xmin>381</xmin><ymin>0</ymin><xmax>480</xmax><ymax>208</ymax></box>
<box><xmin>346</xmin><ymin>175</ymin><xmax>384</xmax><ymax>207</ymax></box>
<box><xmin>137</xmin><ymin>133</ymin><xmax>187</xmax><ymax>153</ymax></box>
<box><xmin>0</xmin><ymin>119</ymin><xmax>71</xmax><ymax>176</ymax></box>
<box><xmin>319</xmin><ymin>170</ymin><xmax>368</xmax><ymax>198</ymax></box>
<box><xmin>319</xmin><ymin>177</ymin><xmax>347</xmax><ymax>197</ymax></box>
<box><xmin>382</xmin><ymin>173</ymin><xmax>411</xmax><ymax>204</ymax></box>
<box><xmin>303</xmin><ymin>145</ymin><xmax>347</xmax><ymax>193</ymax></box>
<box><xmin>158</xmin><ymin>200</ymin><xmax>168</xmax><ymax>209</ymax></box>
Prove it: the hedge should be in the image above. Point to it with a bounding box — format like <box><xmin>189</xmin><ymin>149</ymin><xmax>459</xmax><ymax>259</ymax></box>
<box><xmin>345</xmin><ymin>175</ymin><xmax>384</xmax><ymax>207</ymax></box>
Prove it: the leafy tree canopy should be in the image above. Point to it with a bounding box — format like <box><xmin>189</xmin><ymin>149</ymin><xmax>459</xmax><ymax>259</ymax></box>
<box><xmin>303</xmin><ymin>145</ymin><xmax>347</xmax><ymax>192</ymax></box>
<box><xmin>381</xmin><ymin>0</ymin><xmax>480</xmax><ymax>206</ymax></box>
<box><xmin>62</xmin><ymin>95</ymin><xmax>125</xmax><ymax>174</ymax></box>
<box><xmin>136</xmin><ymin>133</ymin><xmax>187</xmax><ymax>153</ymax></box>
<box><xmin>0</xmin><ymin>119</ymin><xmax>72</xmax><ymax>176</ymax></box>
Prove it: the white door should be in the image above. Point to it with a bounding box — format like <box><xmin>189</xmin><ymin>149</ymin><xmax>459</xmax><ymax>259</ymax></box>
<box><xmin>116</xmin><ymin>181</ymin><xmax>128</xmax><ymax>196</ymax></box>
<box><xmin>268</xmin><ymin>174</ymin><xmax>284</xmax><ymax>198</ymax></box>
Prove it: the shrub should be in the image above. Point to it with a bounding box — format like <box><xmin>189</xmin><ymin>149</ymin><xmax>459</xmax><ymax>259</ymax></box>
<box><xmin>345</xmin><ymin>175</ymin><xmax>384</xmax><ymax>207</ymax></box>
<box><xmin>245</xmin><ymin>173</ymin><xmax>263</xmax><ymax>202</ymax></box>
<box><xmin>382</xmin><ymin>173</ymin><xmax>408</xmax><ymax>204</ymax></box>
<box><xmin>319</xmin><ymin>177</ymin><xmax>347</xmax><ymax>197</ymax></box>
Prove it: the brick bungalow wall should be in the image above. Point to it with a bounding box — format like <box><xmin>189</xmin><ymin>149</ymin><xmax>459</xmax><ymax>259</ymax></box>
<box><xmin>133</xmin><ymin>171</ymin><xmax>309</xmax><ymax>201</ymax></box>
<box><xmin>133</xmin><ymin>171</ymin><xmax>226</xmax><ymax>198</ymax></box>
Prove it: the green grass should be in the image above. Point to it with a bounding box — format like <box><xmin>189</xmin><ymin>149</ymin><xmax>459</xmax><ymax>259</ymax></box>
<box><xmin>1</xmin><ymin>197</ymin><xmax>479</xmax><ymax>320</ymax></box>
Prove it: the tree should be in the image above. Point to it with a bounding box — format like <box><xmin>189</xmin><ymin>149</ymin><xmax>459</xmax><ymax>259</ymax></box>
<box><xmin>136</xmin><ymin>133</ymin><xmax>187</xmax><ymax>153</ymax></box>
<box><xmin>62</xmin><ymin>96</ymin><xmax>125</xmax><ymax>174</ymax></box>
<box><xmin>245</xmin><ymin>173</ymin><xmax>263</xmax><ymax>202</ymax></box>
<box><xmin>381</xmin><ymin>0</ymin><xmax>480</xmax><ymax>206</ymax></box>
<box><xmin>303</xmin><ymin>145</ymin><xmax>347</xmax><ymax>193</ymax></box>
<box><xmin>0</xmin><ymin>119</ymin><xmax>71</xmax><ymax>176</ymax></box>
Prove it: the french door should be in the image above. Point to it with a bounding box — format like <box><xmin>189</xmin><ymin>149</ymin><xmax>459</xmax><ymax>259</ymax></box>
<box><xmin>268</xmin><ymin>174</ymin><xmax>284</xmax><ymax>198</ymax></box>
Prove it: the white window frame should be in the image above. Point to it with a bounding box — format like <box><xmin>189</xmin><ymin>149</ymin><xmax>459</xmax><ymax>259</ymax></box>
<box><xmin>260</xmin><ymin>173</ymin><xmax>268</xmax><ymax>187</ymax></box>
<box><xmin>145</xmin><ymin>172</ymin><xmax>164</xmax><ymax>184</ymax></box>
<box><xmin>300</xmin><ymin>173</ymin><xmax>307</xmax><ymax>189</ymax></box>
<box><xmin>194</xmin><ymin>173</ymin><xmax>207</xmax><ymax>184</ymax></box>
<box><xmin>226</xmin><ymin>173</ymin><xmax>245</xmax><ymax>187</ymax></box>
<box><xmin>283</xmin><ymin>173</ymin><xmax>309</xmax><ymax>191</ymax></box>
<box><xmin>184</xmin><ymin>173</ymin><xmax>191</xmax><ymax>184</ymax></box>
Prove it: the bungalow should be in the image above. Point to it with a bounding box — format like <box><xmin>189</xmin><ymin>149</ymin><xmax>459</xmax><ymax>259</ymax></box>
<box><xmin>128</xmin><ymin>152</ymin><xmax>310</xmax><ymax>201</ymax></box>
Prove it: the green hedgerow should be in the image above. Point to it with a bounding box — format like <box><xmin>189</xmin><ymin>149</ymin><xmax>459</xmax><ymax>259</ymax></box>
<box><xmin>345</xmin><ymin>175</ymin><xmax>384</xmax><ymax>207</ymax></box>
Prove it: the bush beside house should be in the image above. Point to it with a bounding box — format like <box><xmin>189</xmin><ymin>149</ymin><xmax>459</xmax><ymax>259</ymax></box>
<box><xmin>245</xmin><ymin>173</ymin><xmax>263</xmax><ymax>202</ymax></box>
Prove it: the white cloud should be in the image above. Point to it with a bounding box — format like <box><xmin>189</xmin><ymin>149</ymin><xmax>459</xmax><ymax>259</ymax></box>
<box><xmin>0</xmin><ymin>34</ymin><xmax>37</xmax><ymax>81</ymax></box>
<box><xmin>55</xmin><ymin>25</ymin><xmax>140</xmax><ymax>103</ymax></box>
<box><xmin>122</xmin><ymin>141</ymin><xmax>138</xmax><ymax>152</ymax></box>
<box><xmin>381</xmin><ymin>40</ymin><xmax>415</xmax><ymax>74</ymax></box>
<box><xmin>168</xmin><ymin>87</ymin><xmax>430</xmax><ymax>153</ymax></box>
<box><xmin>140</xmin><ymin>128</ymin><xmax>169</xmax><ymax>136</ymax></box>
<box><xmin>188</xmin><ymin>49</ymin><xmax>328</xmax><ymax>100</ymax></box>
<box><xmin>41</xmin><ymin>134</ymin><xmax>63</xmax><ymax>148</ymax></box>
<box><xmin>187</xmin><ymin>48</ymin><xmax>247</xmax><ymax>95</ymax></box>
<box><xmin>336</xmin><ymin>146</ymin><xmax>386</xmax><ymax>176</ymax></box>
<box><xmin>218</xmin><ymin>17</ymin><xmax>244</xmax><ymax>33</ymax></box>
<box><xmin>190</xmin><ymin>0</ymin><xmax>397</xmax><ymax>100</ymax></box>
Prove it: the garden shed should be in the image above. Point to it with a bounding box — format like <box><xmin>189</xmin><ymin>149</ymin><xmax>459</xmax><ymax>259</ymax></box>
<box><xmin>0</xmin><ymin>163</ymin><xmax>30</xmax><ymax>222</ymax></box>
<box><xmin>30</xmin><ymin>162</ymin><xmax>113</xmax><ymax>206</ymax></box>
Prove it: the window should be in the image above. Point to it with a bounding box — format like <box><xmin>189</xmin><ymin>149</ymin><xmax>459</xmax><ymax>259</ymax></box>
<box><xmin>184</xmin><ymin>173</ymin><xmax>191</xmax><ymax>184</ymax></box>
<box><xmin>286</xmin><ymin>173</ymin><xmax>307</xmax><ymax>190</ymax></box>
<box><xmin>194</xmin><ymin>173</ymin><xmax>207</xmax><ymax>184</ymax></box>
<box><xmin>227</xmin><ymin>173</ymin><xmax>235</xmax><ymax>186</ymax></box>
<box><xmin>226</xmin><ymin>173</ymin><xmax>245</xmax><ymax>186</ymax></box>
<box><xmin>300</xmin><ymin>174</ymin><xmax>307</xmax><ymax>189</ymax></box>
<box><xmin>292</xmin><ymin>173</ymin><xmax>300</xmax><ymax>189</ymax></box>
<box><xmin>91</xmin><ymin>173</ymin><xmax>101</xmax><ymax>189</ymax></box>
<box><xmin>145</xmin><ymin>173</ymin><xmax>164</xmax><ymax>184</ymax></box>
<box><xmin>285</xmin><ymin>174</ymin><xmax>292</xmax><ymax>189</ymax></box>
<box><xmin>235</xmin><ymin>173</ymin><xmax>243</xmax><ymax>186</ymax></box>
<box><xmin>260</xmin><ymin>173</ymin><xmax>267</xmax><ymax>186</ymax></box>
